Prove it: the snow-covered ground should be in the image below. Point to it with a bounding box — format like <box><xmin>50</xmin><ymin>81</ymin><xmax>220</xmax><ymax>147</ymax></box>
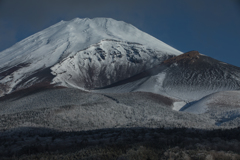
<box><xmin>180</xmin><ymin>90</ymin><xmax>240</xmax><ymax>114</ymax></box>
<box><xmin>176</xmin><ymin>90</ymin><xmax>240</xmax><ymax>126</ymax></box>
<box><xmin>173</xmin><ymin>101</ymin><xmax>186</xmax><ymax>111</ymax></box>
<box><xmin>0</xmin><ymin>88</ymin><xmax>219</xmax><ymax>131</ymax></box>
<box><xmin>1</xmin><ymin>88</ymin><xmax>240</xmax><ymax>131</ymax></box>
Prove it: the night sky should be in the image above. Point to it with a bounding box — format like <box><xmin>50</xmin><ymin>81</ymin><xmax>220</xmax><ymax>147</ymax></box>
<box><xmin>0</xmin><ymin>0</ymin><xmax>240</xmax><ymax>66</ymax></box>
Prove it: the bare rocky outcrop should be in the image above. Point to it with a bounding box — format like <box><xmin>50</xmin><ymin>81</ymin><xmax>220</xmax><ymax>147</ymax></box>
<box><xmin>164</xmin><ymin>50</ymin><xmax>200</xmax><ymax>65</ymax></box>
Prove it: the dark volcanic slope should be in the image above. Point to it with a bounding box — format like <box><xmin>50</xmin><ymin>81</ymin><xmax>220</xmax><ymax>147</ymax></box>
<box><xmin>98</xmin><ymin>51</ymin><xmax>240</xmax><ymax>101</ymax></box>
<box><xmin>163</xmin><ymin>51</ymin><xmax>240</xmax><ymax>91</ymax></box>
<box><xmin>159</xmin><ymin>51</ymin><xmax>240</xmax><ymax>100</ymax></box>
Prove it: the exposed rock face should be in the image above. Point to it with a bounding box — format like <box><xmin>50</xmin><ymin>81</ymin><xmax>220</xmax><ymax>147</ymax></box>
<box><xmin>164</xmin><ymin>50</ymin><xmax>200</xmax><ymax>66</ymax></box>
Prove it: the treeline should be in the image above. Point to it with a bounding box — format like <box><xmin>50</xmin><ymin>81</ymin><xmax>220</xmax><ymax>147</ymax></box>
<box><xmin>1</xmin><ymin>127</ymin><xmax>240</xmax><ymax>159</ymax></box>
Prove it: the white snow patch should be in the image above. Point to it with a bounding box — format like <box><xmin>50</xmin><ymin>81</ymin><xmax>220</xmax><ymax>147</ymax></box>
<box><xmin>182</xmin><ymin>100</ymin><xmax>208</xmax><ymax>114</ymax></box>
<box><xmin>134</xmin><ymin>72</ymin><xmax>166</xmax><ymax>94</ymax></box>
<box><xmin>173</xmin><ymin>101</ymin><xmax>186</xmax><ymax>111</ymax></box>
<box><xmin>181</xmin><ymin>90</ymin><xmax>240</xmax><ymax>114</ymax></box>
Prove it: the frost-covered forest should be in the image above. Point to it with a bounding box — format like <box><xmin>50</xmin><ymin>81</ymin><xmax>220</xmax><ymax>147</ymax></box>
<box><xmin>1</xmin><ymin>88</ymin><xmax>238</xmax><ymax>132</ymax></box>
<box><xmin>1</xmin><ymin>88</ymin><xmax>240</xmax><ymax>159</ymax></box>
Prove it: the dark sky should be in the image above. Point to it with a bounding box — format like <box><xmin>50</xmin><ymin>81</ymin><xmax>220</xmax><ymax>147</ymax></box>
<box><xmin>0</xmin><ymin>0</ymin><xmax>240</xmax><ymax>66</ymax></box>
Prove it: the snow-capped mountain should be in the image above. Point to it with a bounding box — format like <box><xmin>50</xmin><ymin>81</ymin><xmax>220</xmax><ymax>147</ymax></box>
<box><xmin>98</xmin><ymin>51</ymin><xmax>240</xmax><ymax>102</ymax></box>
<box><xmin>1</xmin><ymin>17</ymin><xmax>239</xmax><ymax>104</ymax></box>
<box><xmin>0</xmin><ymin>18</ymin><xmax>182</xmax><ymax>96</ymax></box>
<box><xmin>2</xmin><ymin>17</ymin><xmax>240</xmax><ymax>159</ymax></box>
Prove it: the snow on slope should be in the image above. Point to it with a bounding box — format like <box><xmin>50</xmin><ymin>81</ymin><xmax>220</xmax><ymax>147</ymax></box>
<box><xmin>177</xmin><ymin>90</ymin><xmax>240</xmax><ymax>126</ymax></box>
<box><xmin>0</xmin><ymin>18</ymin><xmax>182</xmax><ymax>96</ymax></box>
<box><xmin>181</xmin><ymin>90</ymin><xmax>240</xmax><ymax>114</ymax></box>
<box><xmin>135</xmin><ymin>51</ymin><xmax>240</xmax><ymax>101</ymax></box>
<box><xmin>97</xmin><ymin>51</ymin><xmax>240</xmax><ymax>102</ymax></box>
<box><xmin>51</xmin><ymin>40</ymin><xmax>173</xmax><ymax>89</ymax></box>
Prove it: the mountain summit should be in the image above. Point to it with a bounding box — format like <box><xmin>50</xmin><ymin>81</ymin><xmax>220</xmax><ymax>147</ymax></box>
<box><xmin>0</xmin><ymin>18</ymin><xmax>181</xmax><ymax>96</ymax></box>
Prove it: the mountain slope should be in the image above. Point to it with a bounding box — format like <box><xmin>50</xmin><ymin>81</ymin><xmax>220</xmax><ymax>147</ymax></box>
<box><xmin>97</xmin><ymin>51</ymin><xmax>240</xmax><ymax>101</ymax></box>
<box><xmin>181</xmin><ymin>90</ymin><xmax>240</xmax><ymax>114</ymax></box>
<box><xmin>51</xmin><ymin>39</ymin><xmax>174</xmax><ymax>89</ymax></box>
<box><xmin>0</xmin><ymin>18</ymin><xmax>182</xmax><ymax>96</ymax></box>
